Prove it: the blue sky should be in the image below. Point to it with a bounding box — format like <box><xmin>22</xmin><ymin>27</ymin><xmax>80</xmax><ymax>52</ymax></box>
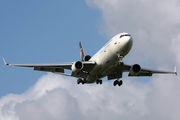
<box><xmin>0</xmin><ymin>1</ymin><xmax>180</xmax><ymax>120</ymax></box>
<box><xmin>0</xmin><ymin>1</ymin><xmax>104</xmax><ymax>96</ymax></box>
<box><xmin>0</xmin><ymin>1</ymin><xmax>150</xmax><ymax>97</ymax></box>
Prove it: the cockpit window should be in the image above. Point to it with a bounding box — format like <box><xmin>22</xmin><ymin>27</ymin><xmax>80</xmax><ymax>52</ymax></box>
<box><xmin>120</xmin><ymin>34</ymin><xmax>131</xmax><ymax>38</ymax></box>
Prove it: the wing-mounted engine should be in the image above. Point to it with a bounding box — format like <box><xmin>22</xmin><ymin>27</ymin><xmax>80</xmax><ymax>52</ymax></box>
<box><xmin>71</xmin><ymin>61</ymin><xmax>84</xmax><ymax>72</ymax></box>
<box><xmin>129</xmin><ymin>64</ymin><xmax>141</xmax><ymax>75</ymax></box>
<box><xmin>83</xmin><ymin>55</ymin><xmax>91</xmax><ymax>61</ymax></box>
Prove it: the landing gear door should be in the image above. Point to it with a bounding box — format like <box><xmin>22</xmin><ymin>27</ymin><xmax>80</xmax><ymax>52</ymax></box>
<box><xmin>107</xmin><ymin>72</ymin><xmax>122</xmax><ymax>80</ymax></box>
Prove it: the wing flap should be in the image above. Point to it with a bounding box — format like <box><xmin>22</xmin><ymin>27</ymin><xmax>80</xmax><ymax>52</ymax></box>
<box><xmin>34</xmin><ymin>67</ymin><xmax>64</xmax><ymax>73</ymax></box>
<box><xmin>128</xmin><ymin>72</ymin><xmax>153</xmax><ymax>77</ymax></box>
<box><xmin>71</xmin><ymin>71</ymin><xmax>89</xmax><ymax>78</ymax></box>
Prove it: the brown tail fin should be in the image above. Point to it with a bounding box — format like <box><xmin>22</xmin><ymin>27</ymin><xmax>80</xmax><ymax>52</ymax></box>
<box><xmin>79</xmin><ymin>42</ymin><xmax>85</xmax><ymax>61</ymax></box>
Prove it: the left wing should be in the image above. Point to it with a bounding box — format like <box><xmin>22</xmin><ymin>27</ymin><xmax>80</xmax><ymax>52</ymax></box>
<box><xmin>108</xmin><ymin>63</ymin><xmax>177</xmax><ymax>80</ymax></box>
<box><xmin>3</xmin><ymin>58</ymin><xmax>96</xmax><ymax>78</ymax></box>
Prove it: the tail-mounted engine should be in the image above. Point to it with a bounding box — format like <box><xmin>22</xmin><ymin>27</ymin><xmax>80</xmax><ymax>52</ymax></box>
<box><xmin>83</xmin><ymin>55</ymin><xmax>91</xmax><ymax>61</ymax></box>
<box><xmin>129</xmin><ymin>64</ymin><xmax>141</xmax><ymax>75</ymax></box>
<box><xmin>71</xmin><ymin>61</ymin><xmax>84</xmax><ymax>72</ymax></box>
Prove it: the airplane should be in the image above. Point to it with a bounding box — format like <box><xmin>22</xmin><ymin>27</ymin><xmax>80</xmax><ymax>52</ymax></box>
<box><xmin>3</xmin><ymin>33</ymin><xmax>177</xmax><ymax>86</ymax></box>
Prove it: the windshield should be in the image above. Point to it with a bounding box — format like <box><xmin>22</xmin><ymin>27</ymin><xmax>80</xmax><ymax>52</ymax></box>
<box><xmin>120</xmin><ymin>34</ymin><xmax>131</xmax><ymax>38</ymax></box>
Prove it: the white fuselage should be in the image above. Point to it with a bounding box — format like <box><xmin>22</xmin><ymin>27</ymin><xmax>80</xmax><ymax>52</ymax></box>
<box><xmin>87</xmin><ymin>33</ymin><xmax>133</xmax><ymax>83</ymax></box>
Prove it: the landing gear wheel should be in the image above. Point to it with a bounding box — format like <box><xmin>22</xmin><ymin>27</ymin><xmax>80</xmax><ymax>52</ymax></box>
<box><xmin>82</xmin><ymin>81</ymin><xmax>84</xmax><ymax>85</ymax></box>
<box><xmin>118</xmin><ymin>80</ymin><xmax>123</xmax><ymax>86</ymax></box>
<box><xmin>113</xmin><ymin>80</ymin><xmax>123</xmax><ymax>86</ymax></box>
<box><xmin>113</xmin><ymin>80</ymin><xmax>119</xmax><ymax>86</ymax></box>
<box><xmin>96</xmin><ymin>80</ymin><xmax>99</xmax><ymax>84</ymax></box>
<box><xmin>77</xmin><ymin>78</ymin><xmax>86</xmax><ymax>85</ymax></box>
<box><xmin>96</xmin><ymin>80</ymin><xmax>102</xmax><ymax>84</ymax></box>
<box><xmin>77</xmin><ymin>79</ymin><xmax>81</xmax><ymax>84</ymax></box>
<box><xmin>99</xmin><ymin>80</ymin><xmax>102</xmax><ymax>84</ymax></box>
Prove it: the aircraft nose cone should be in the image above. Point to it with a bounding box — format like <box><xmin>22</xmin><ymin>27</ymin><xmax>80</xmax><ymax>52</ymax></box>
<box><xmin>121</xmin><ymin>36</ymin><xmax>133</xmax><ymax>53</ymax></box>
<box><xmin>125</xmin><ymin>36</ymin><xmax>133</xmax><ymax>46</ymax></box>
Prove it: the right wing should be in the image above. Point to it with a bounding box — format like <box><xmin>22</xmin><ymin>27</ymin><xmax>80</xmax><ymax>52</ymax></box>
<box><xmin>108</xmin><ymin>63</ymin><xmax>177</xmax><ymax>80</ymax></box>
<box><xmin>112</xmin><ymin>63</ymin><xmax>176</xmax><ymax>75</ymax></box>
<box><xmin>3</xmin><ymin>58</ymin><xmax>96</xmax><ymax>78</ymax></box>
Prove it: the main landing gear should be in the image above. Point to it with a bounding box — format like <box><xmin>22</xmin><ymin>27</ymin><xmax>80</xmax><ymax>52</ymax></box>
<box><xmin>77</xmin><ymin>79</ymin><xmax>103</xmax><ymax>85</ymax></box>
<box><xmin>96</xmin><ymin>79</ymin><xmax>102</xmax><ymax>84</ymax></box>
<box><xmin>77</xmin><ymin>78</ymin><xmax>122</xmax><ymax>86</ymax></box>
<box><xmin>119</xmin><ymin>62</ymin><xmax>124</xmax><ymax>66</ymax></box>
<box><xmin>113</xmin><ymin>80</ymin><xmax>123</xmax><ymax>86</ymax></box>
<box><xmin>77</xmin><ymin>78</ymin><xmax>86</xmax><ymax>84</ymax></box>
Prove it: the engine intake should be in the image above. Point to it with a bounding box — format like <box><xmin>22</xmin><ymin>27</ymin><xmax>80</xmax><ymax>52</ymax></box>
<box><xmin>83</xmin><ymin>55</ymin><xmax>91</xmax><ymax>61</ymax></box>
<box><xmin>129</xmin><ymin>64</ymin><xmax>141</xmax><ymax>75</ymax></box>
<box><xmin>71</xmin><ymin>61</ymin><xmax>84</xmax><ymax>72</ymax></box>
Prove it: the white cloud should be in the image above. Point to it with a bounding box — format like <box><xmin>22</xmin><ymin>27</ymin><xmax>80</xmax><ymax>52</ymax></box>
<box><xmin>86</xmin><ymin>0</ymin><xmax>180</xmax><ymax>69</ymax></box>
<box><xmin>0</xmin><ymin>73</ymin><xmax>180</xmax><ymax>120</ymax></box>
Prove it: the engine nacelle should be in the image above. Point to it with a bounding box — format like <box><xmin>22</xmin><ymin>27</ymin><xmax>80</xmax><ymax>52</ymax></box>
<box><xmin>83</xmin><ymin>55</ymin><xmax>91</xmax><ymax>61</ymax></box>
<box><xmin>129</xmin><ymin>64</ymin><xmax>141</xmax><ymax>75</ymax></box>
<box><xmin>71</xmin><ymin>61</ymin><xmax>84</xmax><ymax>72</ymax></box>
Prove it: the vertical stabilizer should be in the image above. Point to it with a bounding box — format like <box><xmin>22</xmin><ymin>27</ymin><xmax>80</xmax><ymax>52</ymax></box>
<box><xmin>79</xmin><ymin>42</ymin><xmax>85</xmax><ymax>61</ymax></box>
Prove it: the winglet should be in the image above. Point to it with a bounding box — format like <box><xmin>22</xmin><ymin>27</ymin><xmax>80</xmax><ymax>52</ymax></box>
<box><xmin>174</xmin><ymin>66</ymin><xmax>177</xmax><ymax>75</ymax></box>
<box><xmin>3</xmin><ymin>58</ymin><xmax>9</xmax><ymax>65</ymax></box>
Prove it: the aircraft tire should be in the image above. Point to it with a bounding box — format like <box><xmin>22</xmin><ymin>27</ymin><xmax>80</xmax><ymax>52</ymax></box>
<box><xmin>83</xmin><ymin>79</ymin><xmax>87</xmax><ymax>84</ymax></box>
<box><xmin>77</xmin><ymin>79</ymin><xmax>81</xmax><ymax>84</ymax></box>
<box><xmin>100</xmin><ymin>80</ymin><xmax>102</xmax><ymax>84</ymax></box>
<box><xmin>82</xmin><ymin>81</ymin><xmax>84</xmax><ymax>85</ymax></box>
<box><xmin>113</xmin><ymin>80</ymin><xmax>118</xmax><ymax>86</ymax></box>
<box><xmin>77</xmin><ymin>79</ymin><xmax>84</xmax><ymax>84</ymax></box>
<box><xmin>96</xmin><ymin>80</ymin><xmax>99</xmax><ymax>84</ymax></box>
<box><xmin>118</xmin><ymin>80</ymin><xmax>123</xmax><ymax>86</ymax></box>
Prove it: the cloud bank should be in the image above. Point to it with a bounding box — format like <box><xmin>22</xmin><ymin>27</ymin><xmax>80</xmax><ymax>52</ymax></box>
<box><xmin>0</xmin><ymin>73</ymin><xmax>180</xmax><ymax>120</ymax></box>
<box><xmin>1</xmin><ymin>0</ymin><xmax>180</xmax><ymax>120</ymax></box>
